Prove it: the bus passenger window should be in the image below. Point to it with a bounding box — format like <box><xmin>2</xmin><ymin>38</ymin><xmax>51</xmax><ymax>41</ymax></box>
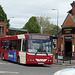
<box><xmin>1</xmin><ymin>40</ymin><xmax>11</xmax><ymax>50</ymax></box>
<box><xmin>1</xmin><ymin>41</ymin><xmax>6</xmax><ymax>50</ymax></box>
<box><xmin>8</xmin><ymin>42</ymin><xmax>12</xmax><ymax>50</ymax></box>
<box><xmin>22</xmin><ymin>39</ymin><xmax>26</xmax><ymax>52</ymax></box>
<box><xmin>12</xmin><ymin>40</ymin><xmax>17</xmax><ymax>50</ymax></box>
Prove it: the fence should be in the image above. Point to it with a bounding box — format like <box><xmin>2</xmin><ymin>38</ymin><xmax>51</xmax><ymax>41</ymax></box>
<box><xmin>53</xmin><ymin>52</ymin><xmax>75</xmax><ymax>65</ymax></box>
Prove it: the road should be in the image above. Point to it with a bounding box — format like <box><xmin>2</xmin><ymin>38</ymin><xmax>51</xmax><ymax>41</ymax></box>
<box><xmin>0</xmin><ymin>59</ymin><xmax>73</xmax><ymax>75</ymax></box>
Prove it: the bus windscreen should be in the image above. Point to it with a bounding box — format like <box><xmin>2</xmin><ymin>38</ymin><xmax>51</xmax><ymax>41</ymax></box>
<box><xmin>28</xmin><ymin>34</ymin><xmax>52</xmax><ymax>54</ymax></box>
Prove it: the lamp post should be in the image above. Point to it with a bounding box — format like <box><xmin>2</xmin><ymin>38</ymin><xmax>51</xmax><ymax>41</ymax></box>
<box><xmin>52</xmin><ymin>9</ymin><xmax>59</xmax><ymax>33</ymax></box>
<box><xmin>52</xmin><ymin>9</ymin><xmax>59</xmax><ymax>61</ymax></box>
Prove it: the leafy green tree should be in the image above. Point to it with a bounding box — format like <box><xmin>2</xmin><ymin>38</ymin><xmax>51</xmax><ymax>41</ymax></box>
<box><xmin>36</xmin><ymin>16</ymin><xmax>61</xmax><ymax>35</ymax></box>
<box><xmin>23</xmin><ymin>16</ymin><xmax>40</xmax><ymax>33</ymax></box>
<box><xmin>0</xmin><ymin>5</ymin><xmax>10</xmax><ymax>28</ymax></box>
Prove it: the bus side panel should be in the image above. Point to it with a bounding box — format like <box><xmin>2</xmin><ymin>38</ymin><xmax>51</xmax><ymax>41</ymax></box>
<box><xmin>0</xmin><ymin>36</ymin><xmax>19</xmax><ymax>62</ymax></box>
<box><xmin>1</xmin><ymin>50</ymin><xmax>12</xmax><ymax>60</ymax></box>
<box><xmin>0</xmin><ymin>47</ymin><xmax>3</xmax><ymax>58</ymax></box>
<box><xmin>1</xmin><ymin>49</ymin><xmax>19</xmax><ymax>62</ymax></box>
<box><xmin>3</xmin><ymin>50</ymin><xmax>9</xmax><ymax>60</ymax></box>
<box><xmin>8</xmin><ymin>51</ymin><xmax>19</xmax><ymax>62</ymax></box>
<box><xmin>0</xmin><ymin>38</ymin><xmax>2</xmax><ymax>58</ymax></box>
<box><xmin>19</xmin><ymin>52</ymin><xmax>26</xmax><ymax>64</ymax></box>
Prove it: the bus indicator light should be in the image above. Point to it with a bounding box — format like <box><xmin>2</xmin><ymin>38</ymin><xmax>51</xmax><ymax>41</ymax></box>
<box><xmin>27</xmin><ymin>59</ymin><xmax>29</xmax><ymax>61</ymax></box>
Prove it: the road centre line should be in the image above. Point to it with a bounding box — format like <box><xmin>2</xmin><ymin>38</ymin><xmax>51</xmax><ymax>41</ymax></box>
<box><xmin>0</xmin><ymin>62</ymin><xmax>11</xmax><ymax>64</ymax></box>
<box><xmin>0</xmin><ymin>71</ymin><xmax>19</xmax><ymax>74</ymax></box>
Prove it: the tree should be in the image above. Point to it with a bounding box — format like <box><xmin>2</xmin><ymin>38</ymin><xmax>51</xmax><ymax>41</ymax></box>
<box><xmin>36</xmin><ymin>16</ymin><xmax>61</xmax><ymax>35</ymax></box>
<box><xmin>23</xmin><ymin>16</ymin><xmax>40</xmax><ymax>33</ymax></box>
<box><xmin>0</xmin><ymin>5</ymin><xmax>10</xmax><ymax>28</ymax></box>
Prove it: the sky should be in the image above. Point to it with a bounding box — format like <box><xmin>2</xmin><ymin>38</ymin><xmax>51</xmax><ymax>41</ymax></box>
<box><xmin>0</xmin><ymin>0</ymin><xmax>74</xmax><ymax>28</ymax></box>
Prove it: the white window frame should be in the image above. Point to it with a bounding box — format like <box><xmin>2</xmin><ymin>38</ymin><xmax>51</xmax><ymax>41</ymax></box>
<box><xmin>53</xmin><ymin>39</ymin><xmax>56</xmax><ymax>49</ymax></box>
<box><xmin>0</xmin><ymin>25</ymin><xmax>4</xmax><ymax>35</ymax></box>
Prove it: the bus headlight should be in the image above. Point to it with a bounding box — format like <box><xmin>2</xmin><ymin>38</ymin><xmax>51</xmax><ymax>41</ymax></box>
<box><xmin>50</xmin><ymin>60</ymin><xmax>52</xmax><ymax>61</ymax></box>
<box><xmin>48</xmin><ymin>60</ymin><xmax>52</xmax><ymax>62</ymax></box>
<box><xmin>33</xmin><ymin>59</ymin><xmax>34</xmax><ymax>61</ymax></box>
<box><xmin>48</xmin><ymin>60</ymin><xmax>50</xmax><ymax>61</ymax></box>
<box><xmin>30</xmin><ymin>59</ymin><xmax>34</xmax><ymax>61</ymax></box>
<box><xmin>30</xmin><ymin>59</ymin><xmax>32</xmax><ymax>61</ymax></box>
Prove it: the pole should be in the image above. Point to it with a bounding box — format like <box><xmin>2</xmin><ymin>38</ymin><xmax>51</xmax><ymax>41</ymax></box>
<box><xmin>52</xmin><ymin>9</ymin><xmax>59</xmax><ymax>62</ymax></box>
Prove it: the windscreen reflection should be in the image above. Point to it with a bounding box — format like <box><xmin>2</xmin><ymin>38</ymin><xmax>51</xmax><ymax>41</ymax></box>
<box><xmin>28</xmin><ymin>40</ymin><xmax>52</xmax><ymax>54</ymax></box>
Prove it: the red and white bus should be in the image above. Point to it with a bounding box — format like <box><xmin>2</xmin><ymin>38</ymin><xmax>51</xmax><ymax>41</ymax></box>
<box><xmin>0</xmin><ymin>34</ymin><xmax>53</xmax><ymax>65</ymax></box>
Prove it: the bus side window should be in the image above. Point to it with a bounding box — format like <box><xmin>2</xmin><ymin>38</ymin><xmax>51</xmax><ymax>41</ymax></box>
<box><xmin>8</xmin><ymin>42</ymin><xmax>12</xmax><ymax>50</ymax></box>
<box><xmin>1</xmin><ymin>41</ymin><xmax>6</xmax><ymax>50</ymax></box>
<box><xmin>12</xmin><ymin>40</ymin><xmax>17</xmax><ymax>50</ymax></box>
<box><xmin>22</xmin><ymin>39</ymin><xmax>26</xmax><ymax>52</ymax></box>
<box><xmin>1</xmin><ymin>40</ymin><xmax>10</xmax><ymax>50</ymax></box>
<box><xmin>18</xmin><ymin>39</ymin><xmax>21</xmax><ymax>51</ymax></box>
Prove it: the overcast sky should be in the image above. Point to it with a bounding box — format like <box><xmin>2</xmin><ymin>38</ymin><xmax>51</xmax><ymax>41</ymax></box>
<box><xmin>0</xmin><ymin>0</ymin><xmax>74</xmax><ymax>28</ymax></box>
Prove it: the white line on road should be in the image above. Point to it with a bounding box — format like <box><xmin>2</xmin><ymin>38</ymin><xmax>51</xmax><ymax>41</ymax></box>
<box><xmin>0</xmin><ymin>63</ymin><xmax>11</xmax><ymax>64</ymax></box>
<box><xmin>0</xmin><ymin>71</ymin><xmax>19</xmax><ymax>74</ymax></box>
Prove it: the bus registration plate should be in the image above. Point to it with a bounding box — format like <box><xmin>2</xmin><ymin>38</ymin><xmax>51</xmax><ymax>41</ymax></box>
<box><xmin>38</xmin><ymin>63</ymin><xmax>44</xmax><ymax>64</ymax></box>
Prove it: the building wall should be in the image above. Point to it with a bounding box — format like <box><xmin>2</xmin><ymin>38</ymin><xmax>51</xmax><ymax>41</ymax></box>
<box><xmin>72</xmin><ymin>34</ymin><xmax>75</xmax><ymax>57</ymax></box>
<box><xmin>53</xmin><ymin>31</ymin><xmax>75</xmax><ymax>57</ymax></box>
<box><xmin>61</xmin><ymin>14</ymin><xmax>75</xmax><ymax>28</ymax></box>
<box><xmin>53</xmin><ymin>1</ymin><xmax>75</xmax><ymax>58</ymax></box>
<box><xmin>53</xmin><ymin>15</ymin><xmax>75</xmax><ymax>57</ymax></box>
<box><xmin>0</xmin><ymin>22</ymin><xmax>6</xmax><ymax>37</ymax></box>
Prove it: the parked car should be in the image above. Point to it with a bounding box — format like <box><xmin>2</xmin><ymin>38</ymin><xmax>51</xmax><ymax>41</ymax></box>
<box><xmin>53</xmin><ymin>67</ymin><xmax>75</xmax><ymax>75</ymax></box>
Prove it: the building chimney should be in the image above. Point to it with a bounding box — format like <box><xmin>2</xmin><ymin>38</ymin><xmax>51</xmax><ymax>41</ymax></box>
<box><xmin>71</xmin><ymin>1</ymin><xmax>75</xmax><ymax>16</ymax></box>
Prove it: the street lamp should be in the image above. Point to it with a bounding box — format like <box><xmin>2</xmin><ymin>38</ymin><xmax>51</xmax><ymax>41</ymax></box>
<box><xmin>52</xmin><ymin>9</ymin><xmax>59</xmax><ymax>33</ymax></box>
<box><xmin>52</xmin><ymin>9</ymin><xmax>59</xmax><ymax>60</ymax></box>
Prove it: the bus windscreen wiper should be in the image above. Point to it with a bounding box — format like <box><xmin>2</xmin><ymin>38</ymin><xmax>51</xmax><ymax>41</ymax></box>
<box><xmin>35</xmin><ymin>49</ymin><xmax>40</xmax><ymax>55</ymax></box>
<box><xmin>35</xmin><ymin>52</ymin><xmax>37</xmax><ymax>55</ymax></box>
<box><xmin>45</xmin><ymin>52</ymin><xmax>48</xmax><ymax>55</ymax></box>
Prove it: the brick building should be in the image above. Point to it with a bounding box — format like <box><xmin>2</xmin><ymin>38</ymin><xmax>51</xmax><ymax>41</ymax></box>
<box><xmin>0</xmin><ymin>22</ymin><xmax>28</xmax><ymax>37</ymax></box>
<box><xmin>53</xmin><ymin>1</ymin><xmax>75</xmax><ymax>58</ymax></box>
<box><xmin>7</xmin><ymin>27</ymin><xmax>28</xmax><ymax>36</ymax></box>
<box><xmin>0</xmin><ymin>22</ymin><xmax>6</xmax><ymax>37</ymax></box>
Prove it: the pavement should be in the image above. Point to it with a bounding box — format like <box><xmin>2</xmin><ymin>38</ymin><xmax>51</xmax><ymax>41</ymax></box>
<box><xmin>53</xmin><ymin>59</ymin><xmax>75</xmax><ymax>66</ymax></box>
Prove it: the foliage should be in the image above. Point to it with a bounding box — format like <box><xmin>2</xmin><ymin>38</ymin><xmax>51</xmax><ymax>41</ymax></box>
<box><xmin>23</xmin><ymin>16</ymin><xmax>61</xmax><ymax>34</ymax></box>
<box><xmin>23</xmin><ymin>16</ymin><xmax>40</xmax><ymax>33</ymax></box>
<box><xmin>36</xmin><ymin>16</ymin><xmax>61</xmax><ymax>35</ymax></box>
<box><xmin>0</xmin><ymin>5</ymin><xmax>10</xmax><ymax>28</ymax></box>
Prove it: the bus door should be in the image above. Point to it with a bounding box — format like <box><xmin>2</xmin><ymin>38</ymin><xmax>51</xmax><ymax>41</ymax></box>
<box><xmin>19</xmin><ymin>39</ymin><xmax>26</xmax><ymax>64</ymax></box>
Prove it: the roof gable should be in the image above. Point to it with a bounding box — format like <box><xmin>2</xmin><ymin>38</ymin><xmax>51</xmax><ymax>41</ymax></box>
<box><xmin>69</xmin><ymin>14</ymin><xmax>75</xmax><ymax>23</ymax></box>
<box><xmin>61</xmin><ymin>14</ymin><xmax>75</xmax><ymax>28</ymax></box>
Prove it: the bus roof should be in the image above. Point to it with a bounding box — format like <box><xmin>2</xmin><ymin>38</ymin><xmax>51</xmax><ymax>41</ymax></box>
<box><xmin>0</xmin><ymin>33</ymin><xmax>52</xmax><ymax>40</ymax></box>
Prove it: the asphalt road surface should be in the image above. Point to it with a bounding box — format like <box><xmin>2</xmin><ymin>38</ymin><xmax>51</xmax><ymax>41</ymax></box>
<box><xmin>0</xmin><ymin>59</ymin><xmax>72</xmax><ymax>75</ymax></box>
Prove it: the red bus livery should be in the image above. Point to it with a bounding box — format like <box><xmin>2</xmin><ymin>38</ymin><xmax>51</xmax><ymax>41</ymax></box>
<box><xmin>0</xmin><ymin>34</ymin><xmax>53</xmax><ymax>65</ymax></box>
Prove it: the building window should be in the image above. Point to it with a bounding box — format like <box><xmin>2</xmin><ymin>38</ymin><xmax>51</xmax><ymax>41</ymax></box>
<box><xmin>0</xmin><ymin>25</ymin><xmax>4</xmax><ymax>35</ymax></box>
<box><xmin>53</xmin><ymin>39</ymin><xmax>56</xmax><ymax>49</ymax></box>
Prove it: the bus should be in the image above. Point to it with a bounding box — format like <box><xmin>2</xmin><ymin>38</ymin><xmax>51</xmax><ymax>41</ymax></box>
<box><xmin>0</xmin><ymin>34</ymin><xmax>53</xmax><ymax>65</ymax></box>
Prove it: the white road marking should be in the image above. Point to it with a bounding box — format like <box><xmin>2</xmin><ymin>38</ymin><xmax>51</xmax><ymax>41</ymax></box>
<box><xmin>0</xmin><ymin>71</ymin><xmax>19</xmax><ymax>74</ymax></box>
<box><xmin>0</xmin><ymin>63</ymin><xmax>11</xmax><ymax>64</ymax></box>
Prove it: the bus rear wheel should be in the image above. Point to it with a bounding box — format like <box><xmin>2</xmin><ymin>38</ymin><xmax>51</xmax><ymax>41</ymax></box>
<box><xmin>17</xmin><ymin>57</ymin><xmax>20</xmax><ymax>64</ymax></box>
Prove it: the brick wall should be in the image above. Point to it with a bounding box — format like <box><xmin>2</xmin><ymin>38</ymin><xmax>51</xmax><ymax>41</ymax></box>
<box><xmin>0</xmin><ymin>22</ymin><xmax>6</xmax><ymax>37</ymax></box>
